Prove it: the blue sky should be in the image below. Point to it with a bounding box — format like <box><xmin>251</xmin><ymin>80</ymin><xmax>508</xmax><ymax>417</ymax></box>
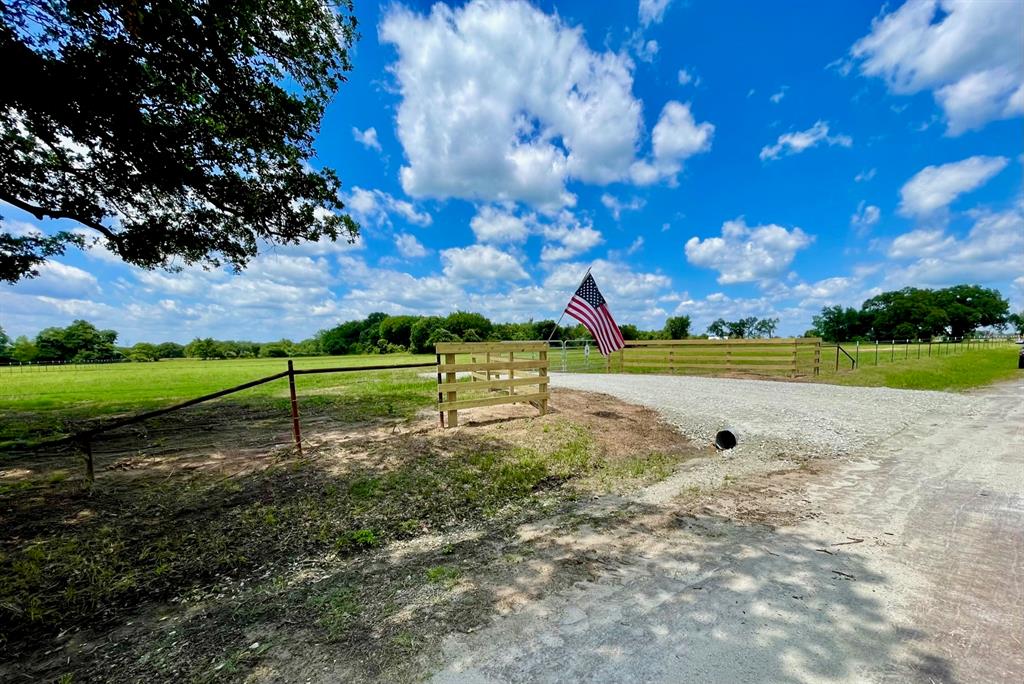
<box><xmin>2</xmin><ymin>0</ymin><xmax>1023</xmax><ymax>345</ymax></box>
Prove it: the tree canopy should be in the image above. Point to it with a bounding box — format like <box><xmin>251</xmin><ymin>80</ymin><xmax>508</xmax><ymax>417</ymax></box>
<box><xmin>808</xmin><ymin>285</ymin><xmax>1009</xmax><ymax>341</ymax></box>
<box><xmin>0</xmin><ymin>0</ymin><xmax>360</xmax><ymax>282</ymax></box>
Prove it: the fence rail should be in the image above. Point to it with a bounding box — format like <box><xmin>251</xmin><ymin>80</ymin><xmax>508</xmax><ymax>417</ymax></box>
<box><xmin>434</xmin><ymin>342</ymin><xmax>549</xmax><ymax>427</ymax></box>
<box><xmin>606</xmin><ymin>338</ymin><xmax>822</xmax><ymax>377</ymax></box>
<box><xmin>34</xmin><ymin>360</ymin><xmax>437</xmax><ymax>483</ymax></box>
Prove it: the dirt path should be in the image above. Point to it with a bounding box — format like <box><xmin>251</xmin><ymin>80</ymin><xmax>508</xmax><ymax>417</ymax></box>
<box><xmin>429</xmin><ymin>376</ymin><xmax>1023</xmax><ymax>683</ymax></box>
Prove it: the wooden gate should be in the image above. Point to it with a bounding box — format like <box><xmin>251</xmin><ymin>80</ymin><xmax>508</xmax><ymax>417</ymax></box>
<box><xmin>609</xmin><ymin>338</ymin><xmax>822</xmax><ymax>377</ymax></box>
<box><xmin>435</xmin><ymin>342</ymin><xmax>549</xmax><ymax>427</ymax></box>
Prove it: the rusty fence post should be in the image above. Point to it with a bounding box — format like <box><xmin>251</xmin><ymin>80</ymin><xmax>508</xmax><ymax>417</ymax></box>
<box><xmin>287</xmin><ymin>360</ymin><xmax>303</xmax><ymax>456</ymax></box>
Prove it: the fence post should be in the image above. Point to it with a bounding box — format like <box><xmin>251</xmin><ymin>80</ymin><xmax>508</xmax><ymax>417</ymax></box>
<box><xmin>791</xmin><ymin>338</ymin><xmax>798</xmax><ymax>377</ymax></box>
<box><xmin>835</xmin><ymin>342</ymin><xmax>840</xmax><ymax>371</ymax></box>
<box><xmin>814</xmin><ymin>340</ymin><xmax>821</xmax><ymax>376</ymax></box>
<box><xmin>287</xmin><ymin>360</ymin><xmax>303</xmax><ymax>457</ymax></box>
<box><xmin>855</xmin><ymin>341</ymin><xmax>860</xmax><ymax>368</ymax></box>
<box><xmin>445</xmin><ymin>352</ymin><xmax>458</xmax><ymax>427</ymax></box>
<box><xmin>436</xmin><ymin>353</ymin><xmax>444</xmax><ymax>428</ymax></box>
<box><xmin>538</xmin><ymin>348</ymin><xmax>548</xmax><ymax>415</ymax></box>
<box><xmin>891</xmin><ymin>340</ymin><xmax>895</xmax><ymax>362</ymax></box>
<box><xmin>81</xmin><ymin>436</ymin><xmax>94</xmax><ymax>486</ymax></box>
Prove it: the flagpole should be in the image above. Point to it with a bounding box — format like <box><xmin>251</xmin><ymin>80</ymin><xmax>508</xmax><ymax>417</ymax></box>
<box><xmin>546</xmin><ymin>266</ymin><xmax>592</xmax><ymax>341</ymax></box>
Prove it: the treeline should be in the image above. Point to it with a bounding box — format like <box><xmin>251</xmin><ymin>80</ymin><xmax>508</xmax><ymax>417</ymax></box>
<box><xmin>806</xmin><ymin>285</ymin><xmax>1017</xmax><ymax>342</ymax></box>
<box><xmin>0</xmin><ymin>313</ymin><xmax>694</xmax><ymax>363</ymax></box>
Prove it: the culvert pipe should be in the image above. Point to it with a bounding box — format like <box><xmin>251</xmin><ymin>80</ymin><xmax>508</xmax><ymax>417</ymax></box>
<box><xmin>714</xmin><ymin>428</ymin><xmax>739</xmax><ymax>450</ymax></box>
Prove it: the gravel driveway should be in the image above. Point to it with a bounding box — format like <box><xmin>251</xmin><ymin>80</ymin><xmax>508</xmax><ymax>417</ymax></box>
<box><xmin>548</xmin><ymin>373</ymin><xmax>981</xmax><ymax>457</ymax></box>
<box><xmin>431</xmin><ymin>374</ymin><xmax>1023</xmax><ymax>683</ymax></box>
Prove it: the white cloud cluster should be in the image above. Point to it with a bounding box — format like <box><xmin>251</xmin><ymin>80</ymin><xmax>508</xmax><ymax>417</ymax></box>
<box><xmin>351</xmin><ymin>126</ymin><xmax>382</xmax><ymax>151</ymax></box>
<box><xmin>759</xmin><ymin>121</ymin><xmax>852</xmax><ymax>161</ymax></box>
<box><xmin>850</xmin><ymin>202</ymin><xmax>881</xmax><ymax>235</ymax></box>
<box><xmin>394</xmin><ymin>233</ymin><xmax>429</xmax><ymax>258</ymax></box>
<box><xmin>630</xmin><ymin>101</ymin><xmax>714</xmax><ymax>184</ymax></box>
<box><xmin>7</xmin><ymin>260</ymin><xmax>101</xmax><ymax>299</ymax></box>
<box><xmin>850</xmin><ymin>0</ymin><xmax>1024</xmax><ymax>135</ymax></box>
<box><xmin>600</xmin><ymin>193</ymin><xmax>645</xmax><ymax>220</ymax></box>
<box><xmin>380</xmin><ymin>0</ymin><xmax>645</xmax><ymax>208</ymax></box>
<box><xmin>885</xmin><ymin>202</ymin><xmax>1024</xmax><ymax>286</ymax></box>
<box><xmin>685</xmin><ymin>218</ymin><xmax>814</xmax><ymax>284</ymax></box>
<box><xmin>345</xmin><ymin>186</ymin><xmax>432</xmax><ymax>227</ymax></box>
<box><xmin>540</xmin><ymin>220</ymin><xmax>604</xmax><ymax>262</ymax></box>
<box><xmin>441</xmin><ymin>244</ymin><xmax>529</xmax><ymax>284</ymax></box>
<box><xmin>639</xmin><ymin>0</ymin><xmax>673</xmax><ymax>27</ymax></box>
<box><xmin>470</xmin><ymin>206</ymin><xmax>533</xmax><ymax>244</ymax></box>
<box><xmin>898</xmin><ymin>155</ymin><xmax>1008</xmax><ymax>217</ymax></box>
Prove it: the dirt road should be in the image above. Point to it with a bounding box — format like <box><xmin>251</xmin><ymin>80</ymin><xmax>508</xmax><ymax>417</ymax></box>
<box><xmin>430</xmin><ymin>375</ymin><xmax>1023</xmax><ymax>683</ymax></box>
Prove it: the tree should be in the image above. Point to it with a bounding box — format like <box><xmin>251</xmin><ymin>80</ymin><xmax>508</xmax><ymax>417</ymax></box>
<box><xmin>619</xmin><ymin>324</ymin><xmax>641</xmax><ymax>341</ymax></box>
<box><xmin>754</xmin><ymin>317</ymin><xmax>779</xmax><ymax>339</ymax></box>
<box><xmin>707</xmin><ymin>319</ymin><xmax>727</xmax><ymax>338</ymax></box>
<box><xmin>34</xmin><ymin>319</ymin><xmax>117</xmax><ymax>361</ymax></box>
<box><xmin>726</xmin><ymin>317</ymin><xmax>759</xmax><ymax>339</ymax></box>
<box><xmin>1009</xmin><ymin>311</ymin><xmax>1024</xmax><ymax>336</ymax></box>
<box><xmin>809</xmin><ymin>306</ymin><xmax>866</xmax><ymax>342</ymax></box>
<box><xmin>128</xmin><ymin>342</ymin><xmax>159</xmax><ymax>362</ymax></box>
<box><xmin>933</xmin><ymin>285</ymin><xmax>1009</xmax><ymax>338</ymax></box>
<box><xmin>184</xmin><ymin>337</ymin><xmax>221</xmax><ymax>360</ymax></box>
<box><xmin>663</xmin><ymin>315</ymin><xmax>691</xmax><ymax>340</ymax></box>
<box><xmin>10</xmin><ymin>335</ymin><xmax>36</xmax><ymax>362</ymax></box>
<box><xmin>378</xmin><ymin>315</ymin><xmax>418</xmax><ymax>348</ymax></box>
<box><xmin>155</xmin><ymin>342</ymin><xmax>185</xmax><ymax>359</ymax></box>
<box><xmin>409</xmin><ymin>316</ymin><xmax>444</xmax><ymax>353</ymax></box>
<box><xmin>1</xmin><ymin>0</ymin><xmax>360</xmax><ymax>282</ymax></box>
<box><xmin>444</xmin><ymin>311</ymin><xmax>493</xmax><ymax>339</ymax></box>
<box><xmin>0</xmin><ymin>325</ymin><xmax>10</xmax><ymax>361</ymax></box>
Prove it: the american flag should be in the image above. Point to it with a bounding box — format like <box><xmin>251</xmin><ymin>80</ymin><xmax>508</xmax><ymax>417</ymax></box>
<box><xmin>564</xmin><ymin>273</ymin><xmax>625</xmax><ymax>356</ymax></box>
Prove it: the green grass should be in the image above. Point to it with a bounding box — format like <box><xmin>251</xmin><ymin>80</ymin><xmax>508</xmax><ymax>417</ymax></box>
<box><xmin>0</xmin><ymin>353</ymin><xmax>437</xmax><ymax>445</ymax></box>
<box><xmin>822</xmin><ymin>346</ymin><xmax>1019</xmax><ymax>391</ymax></box>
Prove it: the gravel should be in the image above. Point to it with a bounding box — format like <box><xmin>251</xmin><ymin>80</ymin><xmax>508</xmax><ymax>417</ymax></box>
<box><xmin>548</xmin><ymin>373</ymin><xmax>982</xmax><ymax>459</ymax></box>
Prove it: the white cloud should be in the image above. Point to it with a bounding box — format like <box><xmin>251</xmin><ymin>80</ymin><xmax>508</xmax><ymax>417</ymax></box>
<box><xmin>540</xmin><ymin>217</ymin><xmax>604</xmax><ymax>262</ymax></box>
<box><xmin>854</xmin><ymin>168</ymin><xmax>877</xmax><ymax>182</ymax></box>
<box><xmin>634</xmin><ymin>37</ymin><xmax>659</xmax><ymax>63</ymax></box>
<box><xmin>884</xmin><ymin>202</ymin><xmax>1024</xmax><ymax>286</ymax></box>
<box><xmin>380</xmin><ymin>0</ymin><xmax>644</xmax><ymax>208</ymax></box>
<box><xmin>470</xmin><ymin>206</ymin><xmax>533</xmax><ymax>244</ymax></box>
<box><xmin>639</xmin><ymin>0</ymin><xmax>673</xmax><ymax>27</ymax></box>
<box><xmin>3</xmin><ymin>219</ymin><xmax>43</xmax><ymax>238</ymax></box>
<box><xmin>630</xmin><ymin>101</ymin><xmax>714</xmax><ymax>184</ymax></box>
<box><xmin>6</xmin><ymin>260</ymin><xmax>101</xmax><ymax>298</ymax></box>
<box><xmin>440</xmin><ymin>244</ymin><xmax>530</xmax><ymax>283</ymax></box>
<box><xmin>345</xmin><ymin>186</ymin><xmax>432</xmax><ymax>227</ymax></box>
<box><xmin>627</xmin><ymin>236</ymin><xmax>644</xmax><ymax>255</ymax></box>
<box><xmin>850</xmin><ymin>202</ymin><xmax>881</xmax><ymax>235</ymax></box>
<box><xmin>394</xmin><ymin>233</ymin><xmax>429</xmax><ymax>258</ymax></box>
<box><xmin>850</xmin><ymin>0</ymin><xmax>1024</xmax><ymax>135</ymax></box>
<box><xmin>897</xmin><ymin>155</ymin><xmax>1008</xmax><ymax>217</ymax></box>
<box><xmin>677</xmin><ymin>68</ymin><xmax>697</xmax><ymax>86</ymax></box>
<box><xmin>759</xmin><ymin>121</ymin><xmax>852</xmax><ymax>161</ymax></box>
<box><xmin>769</xmin><ymin>86</ymin><xmax>787</xmax><ymax>104</ymax></box>
<box><xmin>600</xmin><ymin>193</ymin><xmax>645</xmax><ymax>220</ymax></box>
<box><xmin>887</xmin><ymin>229</ymin><xmax>955</xmax><ymax>259</ymax></box>
<box><xmin>352</xmin><ymin>126</ymin><xmax>382</xmax><ymax>151</ymax></box>
<box><xmin>685</xmin><ymin>218</ymin><xmax>814</xmax><ymax>284</ymax></box>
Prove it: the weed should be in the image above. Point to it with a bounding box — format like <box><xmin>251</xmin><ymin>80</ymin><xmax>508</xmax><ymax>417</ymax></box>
<box><xmin>308</xmin><ymin>585</ymin><xmax>360</xmax><ymax>639</ymax></box>
<box><xmin>425</xmin><ymin>565</ymin><xmax>461</xmax><ymax>588</ymax></box>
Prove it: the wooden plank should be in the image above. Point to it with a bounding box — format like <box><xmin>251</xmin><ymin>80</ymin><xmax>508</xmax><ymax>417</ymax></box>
<box><xmin>438</xmin><ymin>391</ymin><xmax>550</xmax><ymax>411</ymax></box>
<box><xmin>444</xmin><ymin>352</ymin><xmax>457</xmax><ymax>428</ymax></box>
<box><xmin>622</xmin><ymin>353</ymin><xmax>804</xmax><ymax>361</ymax></box>
<box><xmin>434</xmin><ymin>341</ymin><xmax>550</xmax><ymax>353</ymax></box>
<box><xmin>624</xmin><ymin>338</ymin><xmax>819</xmax><ymax>346</ymax></box>
<box><xmin>538</xmin><ymin>349</ymin><xmax>548</xmax><ymax>415</ymax></box>
<box><xmin>620</xmin><ymin>362</ymin><xmax>804</xmax><ymax>370</ymax></box>
<box><xmin>438</xmin><ymin>360</ymin><xmax>548</xmax><ymax>373</ymax></box>
<box><xmin>438</xmin><ymin>376</ymin><xmax>549</xmax><ymax>392</ymax></box>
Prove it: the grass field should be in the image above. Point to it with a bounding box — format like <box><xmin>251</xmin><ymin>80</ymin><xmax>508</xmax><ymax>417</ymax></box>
<box><xmin>822</xmin><ymin>345</ymin><xmax>1020</xmax><ymax>391</ymax></box>
<box><xmin>0</xmin><ymin>354</ymin><xmax>438</xmax><ymax>446</ymax></box>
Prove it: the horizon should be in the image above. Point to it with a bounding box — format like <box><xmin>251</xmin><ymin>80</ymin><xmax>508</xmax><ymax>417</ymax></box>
<box><xmin>2</xmin><ymin>0</ymin><xmax>1022</xmax><ymax>346</ymax></box>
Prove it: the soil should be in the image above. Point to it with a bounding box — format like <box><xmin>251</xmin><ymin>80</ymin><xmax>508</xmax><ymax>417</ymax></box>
<box><xmin>0</xmin><ymin>388</ymin><xmax>700</xmax><ymax>683</ymax></box>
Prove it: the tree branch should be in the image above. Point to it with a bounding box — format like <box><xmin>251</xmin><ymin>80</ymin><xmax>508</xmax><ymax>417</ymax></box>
<box><xmin>0</xmin><ymin>193</ymin><xmax>121</xmax><ymax>245</ymax></box>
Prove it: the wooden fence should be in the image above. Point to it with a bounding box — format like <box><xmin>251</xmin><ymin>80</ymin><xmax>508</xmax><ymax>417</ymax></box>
<box><xmin>608</xmin><ymin>338</ymin><xmax>822</xmax><ymax>377</ymax></box>
<box><xmin>435</xmin><ymin>342</ymin><xmax>549</xmax><ymax>427</ymax></box>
